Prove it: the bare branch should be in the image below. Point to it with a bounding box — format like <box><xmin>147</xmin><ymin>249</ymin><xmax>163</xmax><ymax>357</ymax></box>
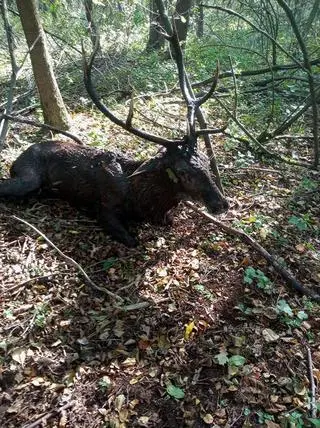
<box><xmin>276</xmin><ymin>0</ymin><xmax>319</xmax><ymax>168</ymax></box>
<box><xmin>200</xmin><ymin>4</ymin><xmax>305</xmax><ymax>71</ymax></box>
<box><xmin>82</xmin><ymin>40</ymin><xmax>184</xmax><ymax>148</ymax></box>
<box><xmin>197</xmin><ymin>60</ymin><xmax>220</xmax><ymax>107</ymax></box>
<box><xmin>1</xmin><ymin>114</ymin><xmax>84</xmax><ymax>145</ymax></box>
<box><xmin>12</xmin><ymin>215</ymin><xmax>123</xmax><ymax>302</ymax></box>
<box><xmin>195</xmin><ymin>124</ymin><xmax>227</xmax><ymax>137</ymax></box>
<box><xmin>306</xmin><ymin>345</ymin><xmax>317</xmax><ymax>419</ymax></box>
<box><xmin>186</xmin><ymin>202</ymin><xmax>320</xmax><ymax>302</ymax></box>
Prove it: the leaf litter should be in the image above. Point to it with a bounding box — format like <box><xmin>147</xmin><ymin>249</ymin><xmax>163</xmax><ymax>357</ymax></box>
<box><xmin>0</xmin><ymin>113</ymin><xmax>319</xmax><ymax>427</ymax></box>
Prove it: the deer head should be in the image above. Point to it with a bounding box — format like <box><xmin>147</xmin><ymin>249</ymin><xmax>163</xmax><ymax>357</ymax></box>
<box><xmin>82</xmin><ymin>0</ymin><xmax>228</xmax><ymax>216</ymax></box>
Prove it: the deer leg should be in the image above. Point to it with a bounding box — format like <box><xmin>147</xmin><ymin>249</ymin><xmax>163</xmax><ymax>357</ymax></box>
<box><xmin>98</xmin><ymin>212</ymin><xmax>138</xmax><ymax>247</ymax></box>
<box><xmin>0</xmin><ymin>173</ymin><xmax>41</xmax><ymax>197</ymax></box>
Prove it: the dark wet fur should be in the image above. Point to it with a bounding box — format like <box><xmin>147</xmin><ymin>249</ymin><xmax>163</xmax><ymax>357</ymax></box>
<box><xmin>0</xmin><ymin>141</ymin><xmax>228</xmax><ymax>246</ymax></box>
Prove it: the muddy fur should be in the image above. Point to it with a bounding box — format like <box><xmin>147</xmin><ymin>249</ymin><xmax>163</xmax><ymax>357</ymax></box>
<box><xmin>0</xmin><ymin>141</ymin><xmax>228</xmax><ymax>246</ymax></box>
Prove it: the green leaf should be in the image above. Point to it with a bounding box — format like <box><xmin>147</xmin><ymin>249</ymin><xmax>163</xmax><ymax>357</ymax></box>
<box><xmin>243</xmin><ymin>266</ymin><xmax>256</xmax><ymax>284</ymax></box>
<box><xmin>228</xmin><ymin>355</ymin><xmax>246</xmax><ymax>367</ymax></box>
<box><xmin>103</xmin><ymin>257</ymin><xmax>117</xmax><ymax>270</ymax></box>
<box><xmin>166</xmin><ymin>383</ymin><xmax>185</xmax><ymax>399</ymax></box>
<box><xmin>277</xmin><ymin>299</ymin><xmax>293</xmax><ymax>317</ymax></box>
<box><xmin>288</xmin><ymin>215</ymin><xmax>309</xmax><ymax>231</ymax></box>
<box><xmin>309</xmin><ymin>419</ymin><xmax>320</xmax><ymax>428</ymax></box>
<box><xmin>215</xmin><ymin>351</ymin><xmax>229</xmax><ymax>365</ymax></box>
<box><xmin>297</xmin><ymin>311</ymin><xmax>308</xmax><ymax>320</ymax></box>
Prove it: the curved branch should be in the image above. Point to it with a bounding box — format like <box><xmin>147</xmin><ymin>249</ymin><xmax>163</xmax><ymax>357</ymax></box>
<box><xmin>200</xmin><ymin>4</ymin><xmax>305</xmax><ymax>70</ymax></box>
<box><xmin>12</xmin><ymin>215</ymin><xmax>123</xmax><ymax>302</ymax></box>
<box><xmin>1</xmin><ymin>113</ymin><xmax>84</xmax><ymax>145</ymax></box>
<box><xmin>186</xmin><ymin>202</ymin><xmax>320</xmax><ymax>302</ymax></box>
<box><xmin>276</xmin><ymin>0</ymin><xmax>319</xmax><ymax>168</ymax></box>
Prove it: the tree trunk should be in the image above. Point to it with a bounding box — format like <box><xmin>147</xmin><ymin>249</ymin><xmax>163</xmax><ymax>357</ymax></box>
<box><xmin>305</xmin><ymin>0</ymin><xmax>320</xmax><ymax>35</ymax></box>
<box><xmin>83</xmin><ymin>0</ymin><xmax>101</xmax><ymax>53</ymax></box>
<box><xmin>196</xmin><ymin>0</ymin><xmax>204</xmax><ymax>38</ymax></box>
<box><xmin>174</xmin><ymin>0</ymin><xmax>192</xmax><ymax>46</ymax></box>
<box><xmin>146</xmin><ymin>0</ymin><xmax>165</xmax><ymax>51</ymax></box>
<box><xmin>15</xmin><ymin>0</ymin><xmax>70</xmax><ymax>130</ymax></box>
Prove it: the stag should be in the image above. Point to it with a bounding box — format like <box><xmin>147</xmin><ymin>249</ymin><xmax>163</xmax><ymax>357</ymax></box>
<box><xmin>0</xmin><ymin>3</ymin><xmax>228</xmax><ymax>247</ymax></box>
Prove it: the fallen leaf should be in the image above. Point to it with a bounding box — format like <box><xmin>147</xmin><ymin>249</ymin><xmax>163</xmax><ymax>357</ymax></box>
<box><xmin>184</xmin><ymin>320</ymin><xmax>195</xmax><ymax>340</ymax></box>
<box><xmin>228</xmin><ymin>355</ymin><xmax>246</xmax><ymax>366</ymax></box>
<box><xmin>202</xmin><ymin>413</ymin><xmax>214</xmax><ymax>424</ymax></box>
<box><xmin>265</xmin><ymin>422</ymin><xmax>281</xmax><ymax>428</ymax></box>
<box><xmin>115</xmin><ymin>394</ymin><xmax>126</xmax><ymax>411</ymax></box>
<box><xmin>11</xmin><ymin>348</ymin><xmax>27</xmax><ymax>366</ymax></box>
<box><xmin>262</xmin><ymin>328</ymin><xmax>279</xmax><ymax>342</ymax></box>
<box><xmin>295</xmin><ymin>244</ymin><xmax>306</xmax><ymax>253</ymax></box>
<box><xmin>157</xmin><ymin>267</ymin><xmax>168</xmax><ymax>277</ymax></box>
<box><xmin>215</xmin><ymin>351</ymin><xmax>229</xmax><ymax>366</ymax></box>
<box><xmin>166</xmin><ymin>383</ymin><xmax>185</xmax><ymax>399</ymax></box>
<box><xmin>138</xmin><ymin>416</ymin><xmax>150</xmax><ymax>426</ymax></box>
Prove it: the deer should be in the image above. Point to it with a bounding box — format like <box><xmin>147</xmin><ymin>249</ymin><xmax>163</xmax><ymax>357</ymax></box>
<box><xmin>0</xmin><ymin>4</ymin><xmax>229</xmax><ymax>247</ymax></box>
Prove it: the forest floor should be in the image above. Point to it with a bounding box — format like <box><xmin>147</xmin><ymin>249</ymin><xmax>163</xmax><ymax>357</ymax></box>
<box><xmin>0</xmin><ymin>106</ymin><xmax>320</xmax><ymax>428</ymax></box>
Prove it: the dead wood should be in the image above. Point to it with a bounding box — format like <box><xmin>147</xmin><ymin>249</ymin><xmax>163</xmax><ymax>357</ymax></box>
<box><xmin>186</xmin><ymin>201</ymin><xmax>320</xmax><ymax>302</ymax></box>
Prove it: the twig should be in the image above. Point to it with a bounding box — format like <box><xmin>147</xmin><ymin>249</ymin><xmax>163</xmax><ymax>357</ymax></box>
<box><xmin>0</xmin><ymin>0</ymin><xmax>19</xmax><ymax>147</ymax></box>
<box><xmin>274</xmin><ymin>134</ymin><xmax>314</xmax><ymax>140</ymax></box>
<box><xmin>11</xmin><ymin>215</ymin><xmax>123</xmax><ymax>302</ymax></box>
<box><xmin>228</xmin><ymin>55</ymin><xmax>238</xmax><ymax>118</ymax></box>
<box><xmin>192</xmin><ymin>58</ymin><xmax>320</xmax><ymax>88</ymax></box>
<box><xmin>224</xmin><ymin>166</ymin><xmax>284</xmax><ymax>174</ymax></box>
<box><xmin>306</xmin><ymin>345</ymin><xmax>317</xmax><ymax>419</ymax></box>
<box><xmin>200</xmin><ymin>4</ymin><xmax>305</xmax><ymax>70</ymax></box>
<box><xmin>185</xmin><ymin>201</ymin><xmax>320</xmax><ymax>302</ymax></box>
<box><xmin>1</xmin><ymin>113</ymin><xmax>84</xmax><ymax>145</ymax></box>
<box><xmin>276</xmin><ymin>0</ymin><xmax>319</xmax><ymax>168</ymax></box>
<box><xmin>4</xmin><ymin>272</ymin><xmax>61</xmax><ymax>293</ymax></box>
<box><xmin>23</xmin><ymin>401</ymin><xmax>74</xmax><ymax>428</ymax></box>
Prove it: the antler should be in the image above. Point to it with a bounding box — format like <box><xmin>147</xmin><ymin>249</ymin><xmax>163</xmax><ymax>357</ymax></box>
<box><xmin>155</xmin><ymin>0</ymin><xmax>220</xmax><ymax>150</ymax></box>
<box><xmin>82</xmin><ymin>1</ymin><xmax>220</xmax><ymax>152</ymax></box>
<box><xmin>82</xmin><ymin>41</ymin><xmax>185</xmax><ymax>149</ymax></box>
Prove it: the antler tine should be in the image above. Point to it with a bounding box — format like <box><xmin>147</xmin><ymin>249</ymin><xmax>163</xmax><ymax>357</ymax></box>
<box><xmin>82</xmin><ymin>38</ymin><xmax>184</xmax><ymax>148</ymax></box>
<box><xmin>196</xmin><ymin>60</ymin><xmax>220</xmax><ymax>107</ymax></box>
<box><xmin>155</xmin><ymin>0</ymin><xmax>198</xmax><ymax>150</ymax></box>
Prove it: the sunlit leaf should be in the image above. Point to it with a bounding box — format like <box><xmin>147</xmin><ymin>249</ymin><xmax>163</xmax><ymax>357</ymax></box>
<box><xmin>184</xmin><ymin>320</ymin><xmax>195</xmax><ymax>340</ymax></box>
<box><xmin>215</xmin><ymin>351</ymin><xmax>229</xmax><ymax>365</ymax></box>
<box><xmin>202</xmin><ymin>413</ymin><xmax>214</xmax><ymax>424</ymax></box>
<box><xmin>228</xmin><ymin>355</ymin><xmax>246</xmax><ymax>367</ymax></box>
<box><xmin>11</xmin><ymin>348</ymin><xmax>27</xmax><ymax>365</ymax></box>
<box><xmin>277</xmin><ymin>299</ymin><xmax>293</xmax><ymax>317</ymax></box>
<box><xmin>166</xmin><ymin>383</ymin><xmax>185</xmax><ymax>399</ymax></box>
<box><xmin>262</xmin><ymin>328</ymin><xmax>279</xmax><ymax>342</ymax></box>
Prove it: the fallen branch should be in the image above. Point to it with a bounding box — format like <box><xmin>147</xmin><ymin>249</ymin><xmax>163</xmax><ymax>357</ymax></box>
<box><xmin>185</xmin><ymin>201</ymin><xmax>320</xmax><ymax>302</ymax></box>
<box><xmin>23</xmin><ymin>401</ymin><xmax>74</xmax><ymax>428</ymax></box>
<box><xmin>192</xmin><ymin>58</ymin><xmax>320</xmax><ymax>88</ymax></box>
<box><xmin>306</xmin><ymin>345</ymin><xmax>317</xmax><ymax>419</ymax></box>
<box><xmin>12</xmin><ymin>215</ymin><xmax>123</xmax><ymax>302</ymax></box>
<box><xmin>1</xmin><ymin>113</ymin><xmax>84</xmax><ymax>145</ymax></box>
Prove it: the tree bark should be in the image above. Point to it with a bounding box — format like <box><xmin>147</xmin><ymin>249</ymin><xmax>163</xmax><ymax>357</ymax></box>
<box><xmin>15</xmin><ymin>0</ymin><xmax>70</xmax><ymax>130</ymax></box>
<box><xmin>174</xmin><ymin>0</ymin><xmax>192</xmax><ymax>46</ymax></box>
<box><xmin>196</xmin><ymin>0</ymin><xmax>204</xmax><ymax>38</ymax></box>
<box><xmin>146</xmin><ymin>0</ymin><xmax>165</xmax><ymax>51</ymax></box>
<box><xmin>83</xmin><ymin>0</ymin><xmax>101</xmax><ymax>53</ymax></box>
